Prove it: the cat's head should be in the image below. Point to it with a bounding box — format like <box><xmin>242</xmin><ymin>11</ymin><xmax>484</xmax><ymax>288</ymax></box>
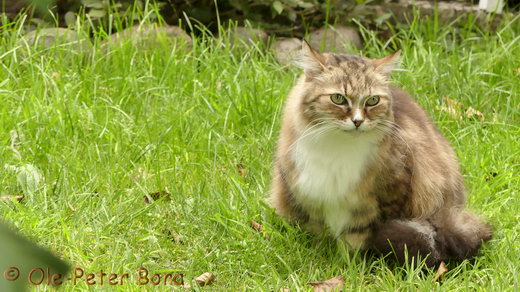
<box><xmin>295</xmin><ymin>40</ymin><xmax>400</xmax><ymax>134</ymax></box>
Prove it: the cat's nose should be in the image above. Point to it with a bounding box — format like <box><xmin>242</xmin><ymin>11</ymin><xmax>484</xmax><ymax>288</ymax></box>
<box><xmin>352</xmin><ymin>118</ymin><xmax>364</xmax><ymax>128</ymax></box>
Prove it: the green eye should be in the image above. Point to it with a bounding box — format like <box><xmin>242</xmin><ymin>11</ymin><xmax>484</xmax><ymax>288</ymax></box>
<box><xmin>366</xmin><ymin>95</ymin><xmax>380</xmax><ymax>106</ymax></box>
<box><xmin>330</xmin><ymin>94</ymin><xmax>347</xmax><ymax>105</ymax></box>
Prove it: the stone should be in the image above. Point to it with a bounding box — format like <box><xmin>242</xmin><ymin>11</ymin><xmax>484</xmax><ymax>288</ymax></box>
<box><xmin>373</xmin><ymin>0</ymin><xmax>506</xmax><ymax>30</ymax></box>
<box><xmin>105</xmin><ymin>24</ymin><xmax>192</xmax><ymax>48</ymax></box>
<box><xmin>20</xmin><ymin>28</ymin><xmax>92</xmax><ymax>52</ymax></box>
<box><xmin>230</xmin><ymin>27</ymin><xmax>269</xmax><ymax>46</ymax></box>
<box><xmin>308</xmin><ymin>25</ymin><xmax>362</xmax><ymax>53</ymax></box>
<box><xmin>272</xmin><ymin>37</ymin><xmax>301</xmax><ymax>66</ymax></box>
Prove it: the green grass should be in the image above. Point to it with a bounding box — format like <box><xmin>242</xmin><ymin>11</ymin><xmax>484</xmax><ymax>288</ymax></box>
<box><xmin>0</xmin><ymin>10</ymin><xmax>519</xmax><ymax>291</ymax></box>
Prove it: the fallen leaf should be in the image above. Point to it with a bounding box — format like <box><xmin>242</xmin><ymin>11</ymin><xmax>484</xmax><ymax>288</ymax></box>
<box><xmin>433</xmin><ymin>261</ymin><xmax>448</xmax><ymax>282</ymax></box>
<box><xmin>465</xmin><ymin>107</ymin><xmax>485</xmax><ymax>121</ymax></box>
<box><xmin>514</xmin><ymin>68</ymin><xmax>520</xmax><ymax>75</ymax></box>
<box><xmin>279</xmin><ymin>288</ymin><xmax>290</xmax><ymax>292</ymax></box>
<box><xmin>308</xmin><ymin>276</ymin><xmax>344</xmax><ymax>292</ymax></box>
<box><xmin>236</xmin><ymin>163</ymin><xmax>247</xmax><ymax>177</ymax></box>
<box><xmin>165</xmin><ymin>229</ymin><xmax>184</xmax><ymax>244</ymax></box>
<box><xmin>443</xmin><ymin>97</ymin><xmax>464</xmax><ymax>110</ymax></box>
<box><xmin>194</xmin><ymin>272</ymin><xmax>215</xmax><ymax>286</ymax></box>
<box><xmin>173</xmin><ymin>233</ymin><xmax>184</xmax><ymax>244</ymax></box>
<box><xmin>144</xmin><ymin>190</ymin><xmax>170</xmax><ymax>204</ymax></box>
<box><xmin>250</xmin><ymin>220</ymin><xmax>264</xmax><ymax>232</ymax></box>
<box><xmin>438</xmin><ymin>97</ymin><xmax>464</xmax><ymax>120</ymax></box>
<box><xmin>0</xmin><ymin>195</ymin><xmax>24</xmax><ymax>202</ymax></box>
<box><xmin>438</xmin><ymin>105</ymin><xmax>461</xmax><ymax>120</ymax></box>
<box><xmin>250</xmin><ymin>220</ymin><xmax>270</xmax><ymax>238</ymax></box>
<box><xmin>439</xmin><ymin>98</ymin><xmax>485</xmax><ymax>122</ymax></box>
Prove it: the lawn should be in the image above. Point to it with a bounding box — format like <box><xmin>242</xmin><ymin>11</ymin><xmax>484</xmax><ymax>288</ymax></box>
<box><xmin>0</xmin><ymin>10</ymin><xmax>518</xmax><ymax>291</ymax></box>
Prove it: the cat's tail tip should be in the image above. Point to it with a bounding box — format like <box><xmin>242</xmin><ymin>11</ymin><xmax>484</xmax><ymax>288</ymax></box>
<box><xmin>371</xmin><ymin>210</ymin><xmax>492</xmax><ymax>267</ymax></box>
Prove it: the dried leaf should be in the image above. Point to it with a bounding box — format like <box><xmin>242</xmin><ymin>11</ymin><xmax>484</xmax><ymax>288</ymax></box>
<box><xmin>250</xmin><ymin>220</ymin><xmax>270</xmax><ymax>238</ymax></box>
<box><xmin>173</xmin><ymin>233</ymin><xmax>184</xmax><ymax>244</ymax></box>
<box><xmin>194</xmin><ymin>272</ymin><xmax>215</xmax><ymax>286</ymax></box>
<box><xmin>438</xmin><ymin>105</ymin><xmax>460</xmax><ymax>120</ymax></box>
<box><xmin>144</xmin><ymin>190</ymin><xmax>170</xmax><ymax>204</ymax></box>
<box><xmin>165</xmin><ymin>229</ymin><xmax>184</xmax><ymax>244</ymax></box>
<box><xmin>279</xmin><ymin>288</ymin><xmax>290</xmax><ymax>292</ymax></box>
<box><xmin>0</xmin><ymin>195</ymin><xmax>24</xmax><ymax>202</ymax></box>
<box><xmin>308</xmin><ymin>276</ymin><xmax>344</xmax><ymax>292</ymax></box>
<box><xmin>250</xmin><ymin>220</ymin><xmax>264</xmax><ymax>232</ymax></box>
<box><xmin>433</xmin><ymin>261</ymin><xmax>448</xmax><ymax>282</ymax></box>
<box><xmin>439</xmin><ymin>98</ymin><xmax>484</xmax><ymax>122</ymax></box>
<box><xmin>444</xmin><ymin>97</ymin><xmax>464</xmax><ymax>110</ymax></box>
<box><xmin>438</xmin><ymin>97</ymin><xmax>464</xmax><ymax>120</ymax></box>
<box><xmin>236</xmin><ymin>163</ymin><xmax>247</xmax><ymax>177</ymax></box>
<box><xmin>465</xmin><ymin>107</ymin><xmax>485</xmax><ymax>121</ymax></box>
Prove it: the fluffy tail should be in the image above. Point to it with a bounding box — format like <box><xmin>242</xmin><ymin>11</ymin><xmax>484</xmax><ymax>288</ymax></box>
<box><xmin>371</xmin><ymin>209</ymin><xmax>492</xmax><ymax>266</ymax></box>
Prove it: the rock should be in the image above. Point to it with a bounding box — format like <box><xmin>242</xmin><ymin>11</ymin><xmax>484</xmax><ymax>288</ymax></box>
<box><xmin>105</xmin><ymin>24</ymin><xmax>192</xmax><ymax>48</ymax></box>
<box><xmin>308</xmin><ymin>25</ymin><xmax>362</xmax><ymax>53</ymax></box>
<box><xmin>272</xmin><ymin>37</ymin><xmax>301</xmax><ymax>66</ymax></box>
<box><xmin>230</xmin><ymin>27</ymin><xmax>269</xmax><ymax>46</ymax></box>
<box><xmin>368</xmin><ymin>0</ymin><xmax>505</xmax><ymax>30</ymax></box>
<box><xmin>20</xmin><ymin>28</ymin><xmax>92</xmax><ymax>53</ymax></box>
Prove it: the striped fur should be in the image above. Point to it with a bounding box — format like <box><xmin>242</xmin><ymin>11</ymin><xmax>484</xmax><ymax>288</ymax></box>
<box><xmin>269</xmin><ymin>41</ymin><xmax>492</xmax><ymax>266</ymax></box>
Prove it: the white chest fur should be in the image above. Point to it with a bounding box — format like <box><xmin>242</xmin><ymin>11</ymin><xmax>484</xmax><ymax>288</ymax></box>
<box><xmin>292</xmin><ymin>129</ymin><xmax>381</xmax><ymax>236</ymax></box>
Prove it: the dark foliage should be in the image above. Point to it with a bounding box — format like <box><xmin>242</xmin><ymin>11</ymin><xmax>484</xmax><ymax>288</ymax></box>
<box><xmin>2</xmin><ymin>0</ymin><xmax>386</xmax><ymax>35</ymax></box>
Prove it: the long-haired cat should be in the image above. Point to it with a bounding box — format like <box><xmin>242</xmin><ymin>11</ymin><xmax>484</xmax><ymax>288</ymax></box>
<box><xmin>269</xmin><ymin>41</ymin><xmax>492</xmax><ymax>266</ymax></box>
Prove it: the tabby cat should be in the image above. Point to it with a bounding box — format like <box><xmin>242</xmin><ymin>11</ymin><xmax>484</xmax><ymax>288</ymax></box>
<box><xmin>269</xmin><ymin>41</ymin><xmax>492</xmax><ymax>266</ymax></box>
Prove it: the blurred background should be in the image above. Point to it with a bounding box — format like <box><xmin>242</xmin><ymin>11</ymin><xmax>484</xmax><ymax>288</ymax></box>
<box><xmin>1</xmin><ymin>0</ymin><xmax>518</xmax><ymax>37</ymax></box>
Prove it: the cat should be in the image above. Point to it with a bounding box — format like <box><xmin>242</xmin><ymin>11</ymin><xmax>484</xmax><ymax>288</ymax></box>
<box><xmin>269</xmin><ymin>40</ymin><xmax>492</xmax><ymax>266</ymax></box>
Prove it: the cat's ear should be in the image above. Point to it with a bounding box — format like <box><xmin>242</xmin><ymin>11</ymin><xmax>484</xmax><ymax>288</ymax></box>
<box><xmin>372</xmin><ymin>50</ymin><xmax>401</xmax><ymax>75</ymax></box>
<box><xmin>298</xmin><ymin>39</ymin><xmax>328</xmax><ymax>78</ymax></box>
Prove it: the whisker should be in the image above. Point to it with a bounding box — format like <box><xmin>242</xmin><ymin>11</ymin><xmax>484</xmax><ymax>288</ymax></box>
<box><xmin>285</xmin><ymin>121</ymin><xmax>338</xmax><ymax>155</ymax></box>
<box><xmin>374</xmin><ymin>123</ymin><xmax>412</xmax><ymax>154</ymax></box>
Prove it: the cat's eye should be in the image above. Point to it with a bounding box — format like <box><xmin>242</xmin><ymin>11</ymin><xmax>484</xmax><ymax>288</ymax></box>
<box><xmin>365</xmin><ymin>95</ymin><xmax>380</xmax><ymax>106</ymax></box>
<box><xmin>330</xmin><ymin>94</ymin><xmax>347</xmax><ymax>105</ymax></box>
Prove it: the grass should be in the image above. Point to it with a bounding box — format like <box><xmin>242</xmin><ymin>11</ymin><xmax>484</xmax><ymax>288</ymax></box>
<box><xmin>0</xmin><ymin>8</ymin><xmax>519</xmax><ymax>291</ymax></box>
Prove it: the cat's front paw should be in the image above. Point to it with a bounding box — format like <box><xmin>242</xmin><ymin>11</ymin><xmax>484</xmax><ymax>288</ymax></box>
<box><xmin>343</xmin><ymin>232</ymin><xmax>370</xmax><ymax>250</ymax></box>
